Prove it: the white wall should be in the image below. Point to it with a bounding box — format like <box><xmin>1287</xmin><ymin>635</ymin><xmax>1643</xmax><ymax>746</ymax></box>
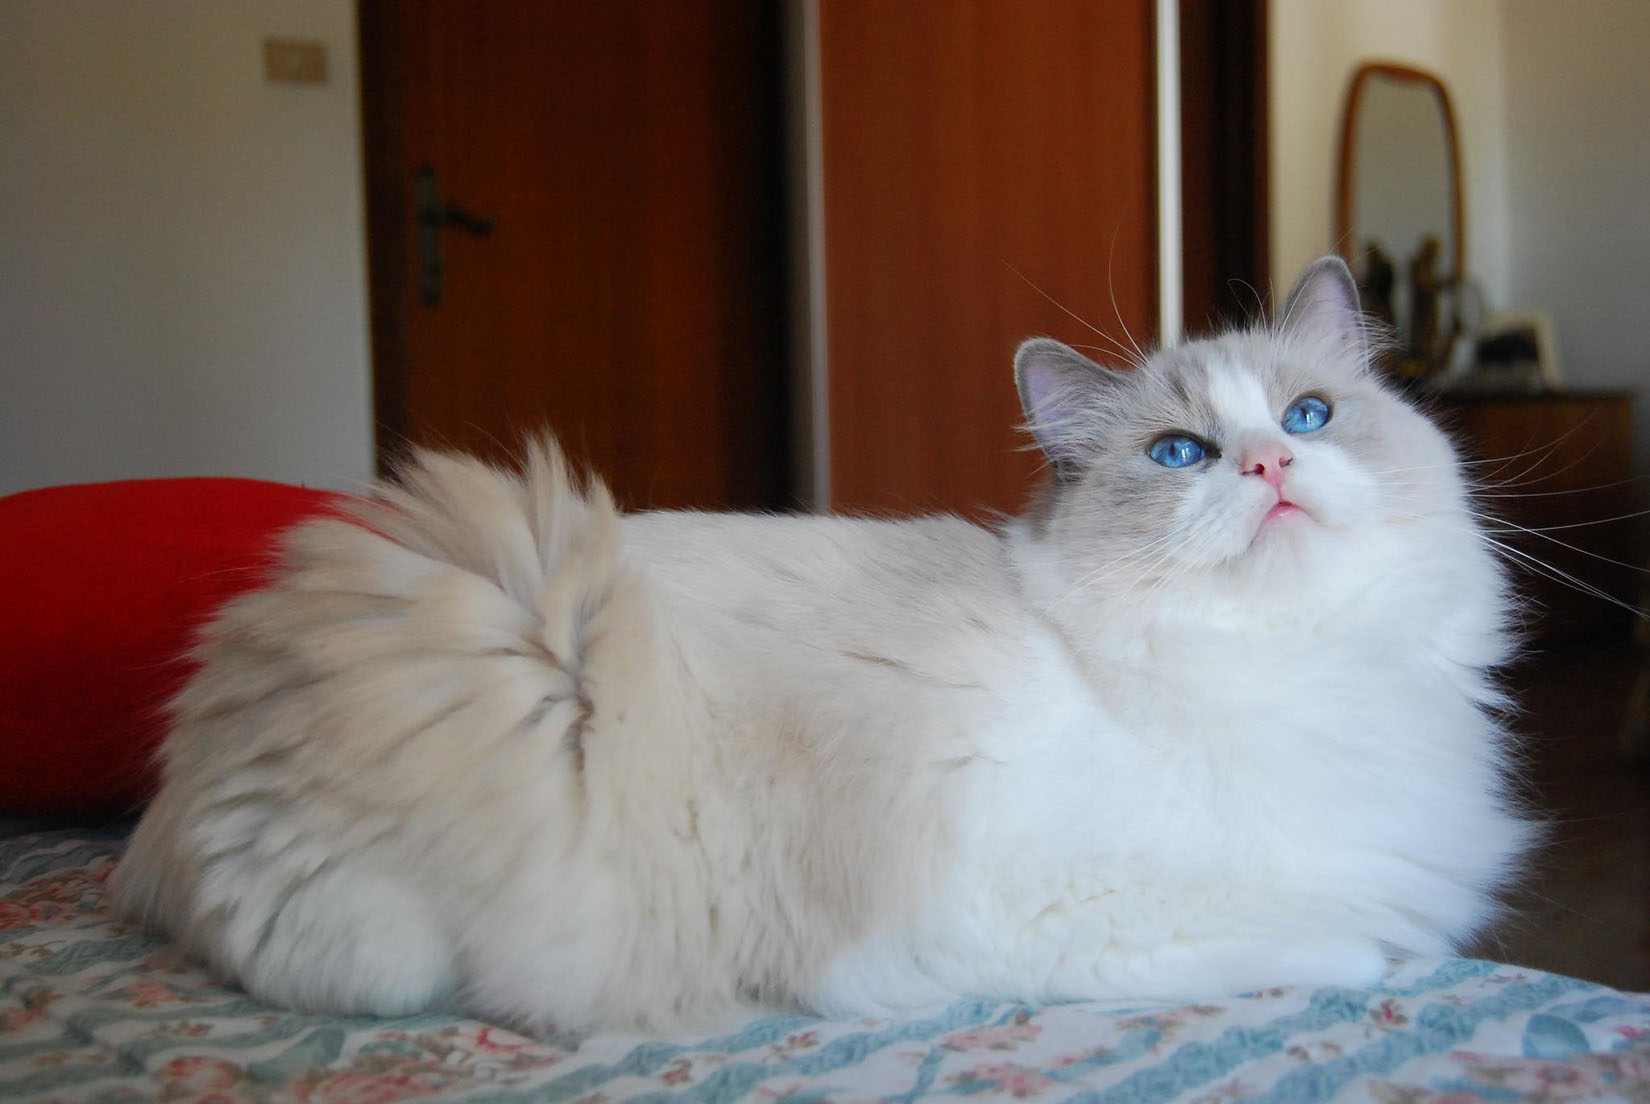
<box><xmin>1269</xmin><ymin>0</ymin><xmax>1509</xmax><ymax>306</ymax></box>
<box><xmin>1502</xmin><ymin>0</ymin><xmax>1650</xmax><ymax>407</ymax></box>
<box><xmin>0</xmin><ymin>1</ymin><xmax>372</xmax><ymax>497</ymax></box>
<box><xmin>1271</xmin><ymin>0</ymin><xmax>1650</xmax><ymax>466</ymax></box>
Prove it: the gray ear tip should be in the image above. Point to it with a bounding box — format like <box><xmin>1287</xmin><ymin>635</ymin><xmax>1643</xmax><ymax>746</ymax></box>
<box><xmin>1278</xmin><ymin>254</ymin><xmax>1368</xmax><ymax>339</ymax></box>
<box><xmin>1312</xmin><ymin>254</ymin><xmax>1358</xmax><ymax>287</ymax></box>
<box><xmin>1288</xmin><ymin>254</ymin><xmax>1362</xmax><ymax>310</ymax></box>
<box><xmin>1014</xmin><ymin>338</ymin><xmax>1110</xmax><ymax>390</ymax></box>
<box><xmin>1313</xmin><ymin>253</ymin><xmax>1353</xmax><ymax>272</ymax></box>
<box><xmin>1015</xmin><ymin>337</ymin><xmax>1071</xmax><ymax>364</ymax></box>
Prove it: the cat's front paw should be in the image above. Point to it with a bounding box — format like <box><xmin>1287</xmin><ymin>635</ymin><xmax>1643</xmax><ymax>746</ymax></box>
<box><xmin>1123</xmin><ymin>936</ymin><xmax>1389</xmax><ymax>1000</ymax></box>
<box><xmin>1235</xmin><ymin>938</ymin><xmax>1390</xmax><ymax>993</ymax></box>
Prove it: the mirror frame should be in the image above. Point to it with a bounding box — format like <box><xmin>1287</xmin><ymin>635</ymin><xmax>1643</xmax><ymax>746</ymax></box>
<box><xmin>1334</xmin><ymin>61</ymin><xmax>1465</xmax><ymax>284</ymax></box>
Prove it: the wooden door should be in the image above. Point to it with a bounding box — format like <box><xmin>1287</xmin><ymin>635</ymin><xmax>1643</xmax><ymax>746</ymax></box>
<box><xmin>360</xmin><ymin>1</ymin><xmax>790</xmax><ymax>511</ymax></box>
<box><xmin>817</xmin><ymin>0</ymin><xmax>1158</xmax><ymax>516</ymax></box>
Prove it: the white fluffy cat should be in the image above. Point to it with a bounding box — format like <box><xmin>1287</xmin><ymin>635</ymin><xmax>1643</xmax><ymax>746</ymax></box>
<box><xmin>111</xmin><ymin>257</ymin><xmax>1534</xmax><ymax>1033</ymax></box>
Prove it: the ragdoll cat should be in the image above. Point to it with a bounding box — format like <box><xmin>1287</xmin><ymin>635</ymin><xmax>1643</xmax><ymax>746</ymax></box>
<box><xmin>111</xmin><ymin>256</ymin><xmax>1534</xmax><ymax>1033</ymax></box>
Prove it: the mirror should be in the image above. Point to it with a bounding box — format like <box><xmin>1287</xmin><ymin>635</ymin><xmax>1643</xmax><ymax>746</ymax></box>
<box><xmin>1335</xmin><ymin>63</ymin><xmax>1463</xmax><ymax>380</ymax></box>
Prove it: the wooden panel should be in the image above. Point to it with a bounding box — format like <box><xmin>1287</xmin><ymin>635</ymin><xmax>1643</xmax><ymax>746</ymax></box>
<box><xmin>359</xmin><ymin>0</ymin><xmax>410</xmax><ymax>463</ymax></box>
<box><xmin>818</xmin><ymin>0</ymin><xmax>1157</xmax><ymax>516</ymax></box>
<box><xmin>1438</xmin><ymin>392</ymin><xmax>1639</xmax><ymax>640</ymax></box>
<box><xmin>361</xmin><ymin>1</ymin><xmax>790</xmax><ymax>511</ymax></box>
<box><xmin>1179</xmin><ymin>0</ymin><xmax>1269</xmax><ymax>334</ymax></box>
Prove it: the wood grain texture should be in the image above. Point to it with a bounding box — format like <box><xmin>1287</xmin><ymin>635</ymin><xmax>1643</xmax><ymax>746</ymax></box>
<box><xmin>1437</xmin><ymin>391</ymin><xmax>1639</xmax><ymax>639</ymax></box>
<box><xmin>362</xmin><ymin>1</ymin><xmax>790</xmax><ymax>511</ymax></box>
<box><xmin>818</xmin><ymin>0</ymin><xmax>1157</xmax><ymax>516</ymax></box>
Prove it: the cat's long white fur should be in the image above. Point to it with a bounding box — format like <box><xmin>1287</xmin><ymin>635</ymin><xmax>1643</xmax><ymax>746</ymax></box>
<box><xmin>112</xmin><ymin>258</ymin><xmax>1534</xmax><ymax>1032</ymax></box>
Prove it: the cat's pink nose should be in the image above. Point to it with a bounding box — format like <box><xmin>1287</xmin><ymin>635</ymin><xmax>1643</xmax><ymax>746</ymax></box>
<box><xmin>1240</xmin><ymin>446</ymin><xmax>1293</xmax><ymax>493</ymax></box>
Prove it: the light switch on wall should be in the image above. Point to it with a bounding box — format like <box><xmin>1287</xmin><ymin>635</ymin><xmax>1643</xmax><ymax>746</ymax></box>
<box><xmin>263</xmin><ymin>38</ymin><xmax>327</xmax><ymax>86</ymax></box>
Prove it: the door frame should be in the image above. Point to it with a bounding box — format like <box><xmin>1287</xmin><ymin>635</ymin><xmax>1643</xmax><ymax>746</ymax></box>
<box><xmin>357</xmin><ymin>0</ymin><xmax>412</xmax><ymax>477</ymax></box>
<box><xmin>1178</xmin><ymin>0</ymin><xmax>1271</xmax><ymax>334</ymax></box>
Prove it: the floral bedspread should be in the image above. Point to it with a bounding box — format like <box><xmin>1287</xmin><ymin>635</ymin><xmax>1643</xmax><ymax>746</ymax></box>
<box><xmin>1</xmin><ymin>830</ymin><xmax>1647</xmax><ymax>1103</ymax></box>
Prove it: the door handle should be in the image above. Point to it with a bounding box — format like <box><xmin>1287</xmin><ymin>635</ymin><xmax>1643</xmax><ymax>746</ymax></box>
<box><xmin>415</xmin><ymin>165</ymin><xmax>497</xmax><ymax>306</ymax></box>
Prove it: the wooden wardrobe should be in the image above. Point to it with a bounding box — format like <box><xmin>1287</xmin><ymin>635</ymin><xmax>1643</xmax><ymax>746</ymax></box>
<box><xmin>360</xmin><ymin>0</ymin><xmax>1265</xmax><ymax>517</ymax></box>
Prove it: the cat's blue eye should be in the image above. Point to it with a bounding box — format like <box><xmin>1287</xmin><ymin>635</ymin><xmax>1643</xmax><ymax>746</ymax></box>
<box><xmin>1148</xmin><ymin>434</ymin><xmax>1206</xmax><ymax>468</ymax></box>
<box><xmin>1282</xmin><ymin>395</ymin><xmax>1332</xmax><ymax>434</ymax></box>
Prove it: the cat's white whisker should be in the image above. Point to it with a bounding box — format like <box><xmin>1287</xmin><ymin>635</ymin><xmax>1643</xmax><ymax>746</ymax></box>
<box><xmin>1469</xmin><ymin>474</ymin><xmax>1649</xmax><ymax>499</ymax></box>
<box><xmin>1046</xmin><ymin>528</ymin><xmax>1188</xmax><ymax>603</ymax></box>
<box><xmin>1460</xmin><ymin>418</ymin><xmax>1605</xmax><ymax>493</ymax></box>
<box><xmin>1003</xmin><ymin>261</ymin><xmax>1146</xmax><ymax>371</ymax></box>
<box><xmin>1105</xmin><ymin>231</ymin><xmax>1151</xmax><ymax>369</ymax></box>
<box><xmin>1225</xmin><ymin>277</ymin><xmax>1267</xmax><ymax>325</ymax></box>
<box><xmin>1477</xmin><ymin>446</ymin><xmax>1607</xmax><ymax>497</ymax></box>
<box><xmin>1380</xmin><ymin>503</ymin><xmax>1649</xmax><ymax>616</ymax></box>
<box><xmin>1364</xmin><ymin>459</ymin><xmax>1485</xmax><ymax>476</ymax></box>
<box><xmin>1471</xmin><ymin>508</ymin><xmax>1650</xmax><ymax>541</ymax></box>
<box><xmin>1476</xmin><ymin>533</ymin><xmax>1644</xmax><ymax>619</ymax></box>
<box><xmin>1111</xmin><ymin>523</ymin><xmax>1225</xmax><ymax>622</ymax></box>
<box><xmin>1358</xmin><ymin>425</ymin><xmax>1584</xmax><ymax>483</ymax></box>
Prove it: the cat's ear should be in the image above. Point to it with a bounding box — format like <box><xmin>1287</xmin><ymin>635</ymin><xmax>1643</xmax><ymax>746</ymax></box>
<box><xmin>1278</xmin><ymin>255</ymin><xmax>1367</xmax><ymax>356</ymax></box>
<box><xmin>1015</xmin><ymin>338</ymin><xmax>1119</xmax><ymax>480</ymax></box>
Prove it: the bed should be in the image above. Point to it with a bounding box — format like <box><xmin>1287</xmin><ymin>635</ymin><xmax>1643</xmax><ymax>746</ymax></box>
<box><xmin>5</xmin><ymin>483</ymin><xmax>1650</xmax><ymax>1101</ymax></box>
<box><xmin>0</xmin><ymin>828</ymin><xmax>1645</xmax><ymax>1103</ymax></box>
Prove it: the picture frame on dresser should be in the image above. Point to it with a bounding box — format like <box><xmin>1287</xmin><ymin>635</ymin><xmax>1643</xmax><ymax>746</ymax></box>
<box><xmin>1470</xmin><ymin>310</ymin><xmax>1564</xmax><ymax>393</ymax></box>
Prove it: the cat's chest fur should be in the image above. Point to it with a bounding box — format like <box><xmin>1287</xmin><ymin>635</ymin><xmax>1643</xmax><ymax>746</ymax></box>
<box><xmin>622</xmin><ymin>509</ymin><xmax>1514</xmax><ymax>1008</ymax></box>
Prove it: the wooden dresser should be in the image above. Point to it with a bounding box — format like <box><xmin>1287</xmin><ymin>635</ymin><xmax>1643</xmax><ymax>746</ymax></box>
<box><xmin>1431</xmin><ymin>391</ymin><xmax>1638</xmax><ymax>640</ymax></box>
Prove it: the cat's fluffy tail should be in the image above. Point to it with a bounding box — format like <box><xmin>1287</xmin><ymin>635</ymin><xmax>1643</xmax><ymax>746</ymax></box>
<box><xmin>112</xmin><ymin>437</ymin><xmax>660</xmax><ymax>1019</ymax></box>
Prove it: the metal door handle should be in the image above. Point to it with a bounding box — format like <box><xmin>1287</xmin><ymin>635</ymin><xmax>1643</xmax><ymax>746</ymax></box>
<box><xmin>416</xmin><ymin>165</ymin><xmax>497</xmax><ymax>306</ymax></box>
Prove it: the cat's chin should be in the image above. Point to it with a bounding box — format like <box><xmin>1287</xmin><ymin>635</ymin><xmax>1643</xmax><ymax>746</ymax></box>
<box><xmin>1261</xmin><ymin>501</ymin><xmax>1308</xmax><ymax>525</ymax></box>
<box><xmin>1220</xmin><ymin>505</ymin><xmax>1339</xmax><ymax>583</ymax></box>
<box><xmin>1248</xmin><ymin>500</ymin><xmax>1315</xmax><ymax>547</ymax></box>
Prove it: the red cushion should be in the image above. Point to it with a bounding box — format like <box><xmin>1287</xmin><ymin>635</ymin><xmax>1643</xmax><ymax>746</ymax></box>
<box><xmin>0</xmin><ymin>478</ymin><xmax>343</xmax><ymax>816</ymax></box>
